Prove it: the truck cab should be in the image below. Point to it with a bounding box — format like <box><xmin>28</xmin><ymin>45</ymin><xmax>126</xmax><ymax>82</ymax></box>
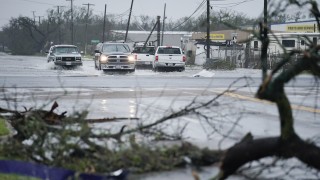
<box><xmin>132</xmin><ymin>46</ymin><xmax>155</xmax><ymax>68</ymax></box>
<box><xmin>94</xmin><ymin>42</ymin><xmax>135</xmax><ymax>72</ymax></box>
<box><xmin>153</xmin><ymin>46</ymin><xmax>186</xmax><ymax>71</ymax></box>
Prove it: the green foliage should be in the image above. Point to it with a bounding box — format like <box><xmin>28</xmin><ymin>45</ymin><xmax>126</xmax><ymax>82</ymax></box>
<box><xmin>0</xmin><ymin>108</ymin><xmax>221</xmax><ymax>174</ymax></box>
<box><xmin>0</xmin><ymin>174</ymin><xmax>39</xmax><ymax>180</ymax></box>
<box><xmin>0</xmin><ymin>118</ymin><xmax>10</xmax><ymax>136</ymax></box>
<box><xmin>203</xmin><ymin>59</ymin><xmax>236</xmax><ymax>70</ymax></box>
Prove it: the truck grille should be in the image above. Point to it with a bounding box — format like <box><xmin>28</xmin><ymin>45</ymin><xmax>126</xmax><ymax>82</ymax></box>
<box><xmin>62</xmin><ymin>57</ymin><xmax>75</xmax><ymax>61</ymax></box>
<box><xmin>107</xmin><ymin>55</ymin><xmax>129</xmax><ymax>63</ymax></box>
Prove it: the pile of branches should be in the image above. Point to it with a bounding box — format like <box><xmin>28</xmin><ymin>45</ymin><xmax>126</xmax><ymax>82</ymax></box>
<box><xmin>0</xmin><ymin>101</ymin><xmax>223</xmax><ymax>175</ymax></box>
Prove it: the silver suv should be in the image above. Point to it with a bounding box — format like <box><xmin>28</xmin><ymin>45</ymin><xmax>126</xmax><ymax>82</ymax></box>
<box><xmin>94</xmin><ymin>43</ymin><xmax>135</xmax><ymax>72</ymax></box>
<box><xmin>46</xmin><ymin>45</ymin><xmax>83</xmax><ymax>66</ymax></box>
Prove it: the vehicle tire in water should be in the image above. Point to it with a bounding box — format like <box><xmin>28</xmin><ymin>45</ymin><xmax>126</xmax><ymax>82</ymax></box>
<box><xmin>153</xmin><ymin>66</ymin><xmax>158</xmax><ymax>72</ymax></box>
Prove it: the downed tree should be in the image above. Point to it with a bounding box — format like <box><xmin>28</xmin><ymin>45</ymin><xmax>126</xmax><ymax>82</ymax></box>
<box><xmin>0</xmin><ymin>98</ymin><xmax>226</xmax><ymax>175</ymax></box>
<box><xmin>215</xmin><ymin>0</ymin><xmax>320</xmax><ymax>179</ymax></box>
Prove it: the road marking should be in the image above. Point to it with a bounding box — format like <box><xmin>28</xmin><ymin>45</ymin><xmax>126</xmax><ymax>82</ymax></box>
<box><xmin>211</xmin><ymin>90</ymin><xmax>320</xmax><ymax>114</ymax></box>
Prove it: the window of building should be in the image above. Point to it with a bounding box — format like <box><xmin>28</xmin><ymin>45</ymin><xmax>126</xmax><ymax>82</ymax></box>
<box><xmin>254</xmin><ymin>41</ymin><xmax>258</xmax><ymax>49</ymax></box>
<box><xmin>313</xmin><ymin>37</ymin><xmax>317</xmax><ymax>45</ymax></box>
<box><xmin>282</xmin><ymin>40</ymin><xmax>295</xmax><ymax>47</ymax></box>
<box><xmin>301</xmin><ymin>40</ymin><xmax>305</xmax><ymax>46</ymax></box>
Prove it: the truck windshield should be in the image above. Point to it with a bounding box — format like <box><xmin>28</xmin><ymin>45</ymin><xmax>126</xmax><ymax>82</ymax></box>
<box><xmin>157</xmin><ymin>47</ymin><xmax>181</xmax><ymax>54</ymax></box>
<box><xmin>54</xmin><ymin>47</ymin><xmax>78</xmax><ymax>54</ymax></box>
<box><xmin>133</xmin><ymin>47</ymin><xmax>155</xmax><ymax>54</ymax></box>
<box><xmin>102</xmin><ymin>44</ymin><xmax>130</xmax><ymax>53</ymax></box>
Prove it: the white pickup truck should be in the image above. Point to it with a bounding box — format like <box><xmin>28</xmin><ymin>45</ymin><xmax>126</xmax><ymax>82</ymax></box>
<box><xmin>132</xmin><ymin>46</ymin><xmax>155</xmax><ymax>68</ymax></box>
<box><xmin>153</xmin><ymin>46</ymin><xmax>186</xmax><ymax>71</ymax></box>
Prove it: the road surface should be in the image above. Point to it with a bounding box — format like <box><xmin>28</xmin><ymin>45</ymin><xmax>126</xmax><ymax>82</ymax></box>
<box><xmin>0</xmin><ymin>53</ymin><xmax>319</xmax><ymax>179</ymax></box>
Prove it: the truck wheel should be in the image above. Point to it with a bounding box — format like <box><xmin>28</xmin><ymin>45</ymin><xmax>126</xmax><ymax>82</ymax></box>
<box><xmin>153</xmin><ymin>66</ymin><xmax>158</xmax><ymax>72</ymax></box>
<box><xmin>129</xmin><ymin>69</ymin><xmax>135</xmax><ymax>73</ymax></box>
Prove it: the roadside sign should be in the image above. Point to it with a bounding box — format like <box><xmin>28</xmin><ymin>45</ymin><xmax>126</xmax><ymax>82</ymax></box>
<box><xmin>91</xmin><ymin>40</ymin><xmax>100</xmax><ymax>44</ymax></box>
<box><xmin>210</xmin><ymin>34</ymin><xmax>225</xmax><ymax>40</ymax></box>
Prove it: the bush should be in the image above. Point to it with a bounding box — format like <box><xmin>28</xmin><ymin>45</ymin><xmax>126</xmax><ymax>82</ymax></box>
<box><xmin>203</xmin><ymin>58</ymin><xmax>236</xmax><ymax>70</ymax></box>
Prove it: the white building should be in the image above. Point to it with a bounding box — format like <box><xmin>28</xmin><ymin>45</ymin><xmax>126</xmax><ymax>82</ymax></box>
<box><xmin>271</xmin><ymin>20</ymin><xmax>319</xmax><ymax>33</ymax></box>
<box><xmin>251</xmin><ymin>32</ymin><xmax>320</xmax><ymax>54</ymax></box>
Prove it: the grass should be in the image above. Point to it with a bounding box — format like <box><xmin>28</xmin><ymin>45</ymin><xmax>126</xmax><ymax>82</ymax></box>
<box><xmin>0</xmin><ymin>118</ymin><xmax>10</xmax><ymax>136</ymax></box>
<box><xmin>0</xmin><ymin>173</ymin><xmax>40</xmax><ymax>180</ymax></box>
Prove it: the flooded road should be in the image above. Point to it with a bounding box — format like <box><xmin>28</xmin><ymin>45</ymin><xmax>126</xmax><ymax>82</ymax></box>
<box><xmin>0</xmin><ymin>53</ymin><xmax>319</xmax><ymax>179</ymax></box>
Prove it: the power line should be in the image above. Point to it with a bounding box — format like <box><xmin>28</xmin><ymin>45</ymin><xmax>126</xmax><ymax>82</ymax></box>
<box><xmin>17</xmin><ymin>0</ymin><xmax>56</xmax><ymax>6</ymax></box>
<box><xmin>211</xmin><ymin>0</ymin><xmax>256</xmax><ymax>8</ymax></box>
<box><xmin>171</xmin><ymin>0</ymin><xmax>206</xmax><ymax>30</ymax></box>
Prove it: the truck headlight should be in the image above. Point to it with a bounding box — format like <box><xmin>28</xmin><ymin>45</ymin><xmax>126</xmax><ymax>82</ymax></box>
<box><xmin>128</xmin><ymin>55</ymin><xmax>135</xmax><ymax>62</ymax></box>
<box><xmin>56</xmin><ymin>57</ymin><xmax>62</xmax><ymax>61</ymax></box>
<box><xmin>76</xmin><ymin>57</ymin><xmax>81</xmax><ymax>61</ymax></box>
<box><xmin>100</xmin><ymin>55</ymin><xmax>108</xmax><ymax>63</ymax></box>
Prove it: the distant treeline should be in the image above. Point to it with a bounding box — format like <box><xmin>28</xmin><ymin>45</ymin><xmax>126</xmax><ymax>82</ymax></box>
<box><xmin>0</xmin><ymin>6</ymin><xmax>288</xmax><ymax>55</ymax></box>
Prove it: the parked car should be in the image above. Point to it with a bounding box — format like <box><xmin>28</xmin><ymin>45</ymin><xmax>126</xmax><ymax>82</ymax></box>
<box><xmin>46</xmin><ymin>45</ymin><xmax>83</xmax><ymax>66</ymax></box>
<box><xmin>94</xmin><ymin>42</ymin><xmax>135</xmax><ymax>72</ymax></box>
<box><xmin>153</xmin><ymin>46</ymin><xmax>186</xmax><ymax>71</ymax></box>
<box><xmin>132</xmin><ymin>46</ymin><xmax>155</xmax><ymax>68</ymax></box>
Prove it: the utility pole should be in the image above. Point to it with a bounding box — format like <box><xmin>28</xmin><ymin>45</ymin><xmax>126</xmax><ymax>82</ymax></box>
<box><xmin>143</xmin><ymin>17</ymin><xmax>159</xmax><ymax>49</ymax></box>
<box><xmin>32</xmin><ymin>11</ymin><xmax>36</xmax><ymax>24</ymax></box>
<box><xmin>161</xmin><ymin>3</ymin><xmax>166</xmax><ymax>46</ymax></box>
<box><xmin>83</xmin><ymin>3</ymin><xmax>94</xmax><ymax>55</ymax></box>
<box><xmin>262</xmin><ymin>0</ymin><xmax>268</xmax><ymax>80</ymax></box>
<box><xmin>206</xmin><ymin>0</ymin><xmax>210</xmax><ymax>59</ymax></box>
<box><xmin>36</xmin><ymin>16</ymin><xmax>44</xmax><ymax>25</ymax></box>
<box><xmin>55</xmin><ymin>6</ymin><xmax>65</xmax><ymax>44</ymax></box>
<box><xmin>102</xmin><ymin>4</ymin><xmax>107</xmax><ymax>42</ymax></box>
<box><xmin>157</xmin><ymin>16</ymin><xmax>161</xmax><ymax>47</ymax></box>
<box><xmin>66</xmin><ymin>0</ymin><xmax>74</xmax><ymax>44</ymax></box>
<box><xmin>125</xmin><ymin>0</ymin><xmax>134</xmax><ymax>42</ymax></box>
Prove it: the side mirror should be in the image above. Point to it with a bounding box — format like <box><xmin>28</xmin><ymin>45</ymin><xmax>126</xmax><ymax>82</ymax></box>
<box><xmin>94</xmin><ymin>50</ymin><xmax>100</xmax><ymax>53</ymax></box>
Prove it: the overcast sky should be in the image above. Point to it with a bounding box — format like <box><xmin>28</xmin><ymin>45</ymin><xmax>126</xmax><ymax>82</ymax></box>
<box><xmin>0</xmin><ymin>0</ymin><xmax>266</xmax><ymax>29</ymax></box>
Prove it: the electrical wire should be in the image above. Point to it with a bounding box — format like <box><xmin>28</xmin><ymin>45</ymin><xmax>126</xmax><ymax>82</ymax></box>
<box><xmin>211</xmin><ymin>0</ymin><xmax>256</xmax><ymax>8</ymax></box>
<box><xmin>108</xmin><ymin>8</ymin><xmax>131</xmax><ymax>20</ymax></box>
<box><xmin>15</xmin><ymin>0</ymin><xmax>56</xmax><ymax>6</ymax></box>
<box><xmin>171</xmin><ymin>0</ymin><xmax>206</xmax><ymax>30</ymax></box>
